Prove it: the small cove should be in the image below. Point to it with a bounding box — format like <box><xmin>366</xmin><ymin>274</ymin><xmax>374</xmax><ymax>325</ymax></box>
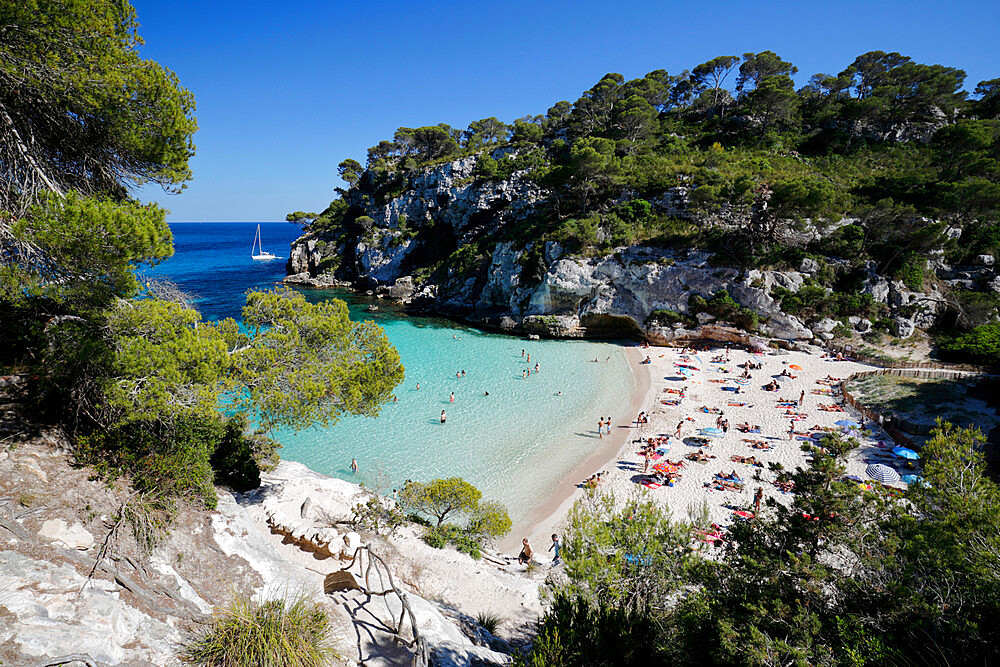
<box><xmin>149</xmin><ymin>223</ymin><xmax>636</xmax><ymax>526</ymax></box>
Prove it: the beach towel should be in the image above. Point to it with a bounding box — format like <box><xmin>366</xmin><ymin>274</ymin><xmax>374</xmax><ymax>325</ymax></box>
<box><xmin>641</xmin><ymin>481</ymin><xmax>661</xmax><ymax>489</ymax></box>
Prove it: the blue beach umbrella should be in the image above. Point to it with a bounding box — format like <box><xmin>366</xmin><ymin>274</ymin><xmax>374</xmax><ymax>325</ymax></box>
<box><xmin>892</xmin><ymin>446</ymin><xmax>920</xmax><ymax>460</ymax></box>
<box><xmin>835</xmin><ymin>420</ymin><xmax>860</xmax><ymax>428</ymax></box>
<box><xmin>701</xmin><ymin>427</ymin><xmax>724</xmax><ymax>437</ymax></box>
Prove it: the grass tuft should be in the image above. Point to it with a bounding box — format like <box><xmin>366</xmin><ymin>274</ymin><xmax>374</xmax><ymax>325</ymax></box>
<box><xmin>179</xmin><ymin>592</ymin><xmax>337</xmax><ymax>666</ymax></box>
<box><xmin>476</xmin><ymin>610</ymin><xmax>503</xmax><ymax>635</ymax></box>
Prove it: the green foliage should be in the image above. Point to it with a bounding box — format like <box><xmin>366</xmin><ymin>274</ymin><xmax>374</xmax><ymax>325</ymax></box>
<box><xmin>939</xmin><ymin>322</ymin><xmax>1000</xmax><ymax>366</ymax></box>
<box><xmin>77</xmin><ymin>413</ymin><xmax>273</xmax><ymax>508</ymax></box>
<box><xmin>645</xmin><ymin>309</ymin><xmax>696</xmax><ymax>328</ymax></box>
<box><xmin>0</xmin><ymin>0</ymin><xmax>197</xmax><ymax>216</ymax></box>
<box><xmin>688</xmin><ymin>289</ymin><xmax>761</xmax><ymax>331</ymax></box>
<box><xmin>476</xmin><ymin>611</ymin><xmax>503</xmax><ymax>635</ymax></box>
<box><xmin>422</xmin><ymin>524</ymin><xmax>482</xmax><ymax>559</ymax></box>
<box><xmin>400</xmin><ymin>477</ymin><xmax>481</xmax><ymax>527</ymax></box>
<box><xmin>6</xmin><ymin>193</ymin><xmax>173</xmax><ymax>308</ymax></box>
<box><xmin>235</xmin><ymin>289</ymin><xmax>404</xmax><ymax>431</ymax></box>
<box><xmin>401</xmin><ymin>477</ymin><xmax>511</xmax><ymax>555</ymax></box>
<box><xmin>351</xmin><ymin>494</ymin><xmax>406</xmax><ymax>536</ymax></box>
<box><xmin>179</xmin><ymin>593</ymin><xmax>337</xmax><ymax>666</ymax></box>
<box><xmin>522</xmin><ymin>422</ymin><xmax>1000</xmax><ymax>666</ymax></box>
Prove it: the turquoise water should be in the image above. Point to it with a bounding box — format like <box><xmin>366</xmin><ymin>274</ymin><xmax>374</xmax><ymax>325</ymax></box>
<box><xmin>150</xmin><ymin>223</ymin><xmax>634</xmax><ymax>524</ymax></box>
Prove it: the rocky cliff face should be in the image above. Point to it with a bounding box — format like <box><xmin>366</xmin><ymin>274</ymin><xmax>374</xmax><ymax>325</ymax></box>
<box><xmin>286</xmin><ymin>157</ymin><xmax>999</xmax><ymax>343</ymax></box>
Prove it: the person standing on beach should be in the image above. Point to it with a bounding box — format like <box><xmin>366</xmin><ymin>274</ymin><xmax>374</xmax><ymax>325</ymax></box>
<box><xmin>754</xmin><ymin>487</ymin><xmax>763</xmax><ymax>513</ymax></box>
<box><xmin>676</xmin><ymin>421</ymin><xmax>683</xmax><ymax>438</ymax></box>
<box><xmin>644</xmin><ymin>449</ymin><xmax>651</xmax><ymax>473</ymax></box>
<box><xmin>597</xmin><ymin>419</ymin><xmax>604</xmax><ymax>438</ymax></box>
<box><xmin>441</xmin><ymin>410</ymin><xmax>447</xmax><ymax>423</ymax></box>
<box><xmin>350</xmin><ymin>458</ymin><xmax>358</xmax><ymax>474</ymax></box>
<box><xmin>605</xmin><ymin>418</ymin><xmax>612</xmax><ymax>435</ymax></box>
<box><xmin>789</xmin><ymin>419</ymin><xmax>795</xmax><ymax>440</ymax></box>
<box><xmin>799</xmin><ymin>390</ymin><xmax>805</xmax><ymax>406</ymax></box>
<box><xmin>549</xmin><ymin>534</ymin><xmax>561</xmax><ymax>565</ymax></box>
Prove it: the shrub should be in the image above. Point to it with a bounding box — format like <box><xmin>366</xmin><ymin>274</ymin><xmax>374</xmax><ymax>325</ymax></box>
<box><xmin>179</xmin><ymin>593</ymin><xmax>337</xmax><ymax>666</ymax></box>
<box><xmin>646</xmin><ymin>309</ymin><xmax>696</xmax><ymax>328</ymax></box>
<box><xmin>938</xmin><ymin>323</ymin><xmax>1000</xmax><ymax>366</ymax></box>
<box><xmin>422</xmin><ymin>524</ymin><xmax>482</xmax><ymax>559</ymax></box>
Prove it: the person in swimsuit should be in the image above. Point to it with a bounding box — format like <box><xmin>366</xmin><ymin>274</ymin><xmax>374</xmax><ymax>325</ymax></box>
<box><xmin>518</xmin><ymin>538</ymin><xmax>533</xmax><ymax>565</ymax></box>
<box><xmin>350</xmin><ymin>458</ymin><xmax>358</xmax><ymax>473</ymax></box>
<box><xmin>450</xmin><ymin>392</ymin><xmax>455</xmax><ymax>403</ymax></box>
<box><xmin>441</xmin><ymin>410</ymin><xmax>447</xmax><ymax>423</ymax></box>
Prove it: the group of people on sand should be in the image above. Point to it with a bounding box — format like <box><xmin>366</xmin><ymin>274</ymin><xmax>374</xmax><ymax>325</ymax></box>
<box><xmin>596</xmin><ymin>416</ymin><xmax>613</xmax><ymax>438</ymax></box>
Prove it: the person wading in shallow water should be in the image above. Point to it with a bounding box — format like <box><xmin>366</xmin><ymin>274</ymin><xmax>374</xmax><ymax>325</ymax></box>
<box><xmin>440</xmin><ymin>410</ymin><xmax>447</xmax><ymax>423</ymax></box>
<box><xmin>350</xmin><ymin>458</ymin><xmax>358</xmax><ymax>474</ymax></box>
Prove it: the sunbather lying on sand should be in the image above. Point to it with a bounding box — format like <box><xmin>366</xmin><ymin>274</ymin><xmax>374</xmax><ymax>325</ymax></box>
<box><xmin>744</xmin><ymin>439</ymin><xmax>773</xmax><ymax>450</ymax></box>
<box><xmin>685</xmin><ymin>449</ymin><xmax>715</xmax><ymax>463</ymax></box>
<box><xmin>731</xmin><ymin>455</ymin><xmax>762</xmax><ymax>466</ymax></box>
<box><xmin>736</xmin><ymin>422</ymin><xmax>761</xmax><ymax>432</ymax></box>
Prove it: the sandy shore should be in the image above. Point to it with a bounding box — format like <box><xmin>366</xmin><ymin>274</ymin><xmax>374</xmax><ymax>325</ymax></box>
<box><xmin>512</xmin><ymin>341</ymin><xmax>908</xmax><ymax>559</ymax></box>
<box><xmin>506</xmin><ymin>344</ymin><xmax>655</xmax><ymax>553</ymax></box>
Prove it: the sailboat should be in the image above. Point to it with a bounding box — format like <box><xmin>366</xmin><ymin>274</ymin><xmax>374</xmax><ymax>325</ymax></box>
<box><xmin>251</xmin><ymin>224</ymin><xmax>278</xmax><ymax>260</ymax></box>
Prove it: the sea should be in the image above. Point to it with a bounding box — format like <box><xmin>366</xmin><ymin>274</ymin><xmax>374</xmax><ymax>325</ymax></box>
<box><xmin>146</xmin><ymin>222</ymin><xmax>635</xmax><ymax>525</ymax></box>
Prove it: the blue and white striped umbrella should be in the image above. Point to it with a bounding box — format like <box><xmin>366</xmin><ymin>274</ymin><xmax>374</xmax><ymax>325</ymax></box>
<box><xmin>866</xmin><ymin>463</ymin><xmax>901</xmax><ymax>484</ymax></box>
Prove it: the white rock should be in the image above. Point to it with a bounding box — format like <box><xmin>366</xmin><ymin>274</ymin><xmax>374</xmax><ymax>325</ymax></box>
<box><xmin>975</xmin><ymin>254</ymin><xmax>994</xmax><ymax>266</ymax></box>
<box><xmin>37</xmin><ymin>519</ymin><xmax>94</xmax><ymax>551</ymax></box>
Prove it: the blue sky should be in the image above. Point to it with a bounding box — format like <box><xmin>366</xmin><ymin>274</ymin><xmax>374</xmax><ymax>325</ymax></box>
<box><xmin>134</xmin><ymin>0</ymin><xmax>1000</xmax><ymax>222</ymax></box>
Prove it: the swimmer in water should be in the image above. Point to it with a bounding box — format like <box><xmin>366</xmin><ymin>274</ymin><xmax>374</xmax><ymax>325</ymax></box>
<box><xmin>484</xmin><ymin>391</ymin><xmax>489</xmax><ymax>396</ymax></box>
<box><xmin>416</xmin><ymin>382</ymin><xmax>420</xmax><ymax>390</ymax></box>
<box><xmin>450</xmin><ymin>392</ymin><xmax>455</xmax><ymax>402</ymax></box>
<box><xmin>350</xmin><ymin>458</ymin><xmax>358</xmax><ymax>473</ymax></box>
<box><xmin>441</xmin><ymin>410</ymin><xmax>447</xmax><ymax>423</ymax></box>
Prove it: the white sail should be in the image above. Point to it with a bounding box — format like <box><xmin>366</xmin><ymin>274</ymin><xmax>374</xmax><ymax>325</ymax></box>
<box><xmin>251</xmin><ymin>224</ymin><xmax>278</xmax><ymax>260</ymax></box>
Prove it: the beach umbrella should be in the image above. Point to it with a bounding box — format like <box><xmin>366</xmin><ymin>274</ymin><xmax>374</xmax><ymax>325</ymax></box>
<box><xmin>866</xmin><ymin>464</ymin><xmax>901</xmax><ymax>484</ymax></box>
<box><xmin>789</xmin><ymin>364</ymin><xmax>803</xmax><ymax>370</ymax></box>
<box><xmin>701</xmin><ymin>427</ymin><xmax>724</xmax><ymax>437</ymax></box>
<box><xmin>835</xmin><ymin>420</ymin><xmax>860</xmax><ymax>428</ymax></box>
<box><xmin>892</xmin><ymin>446</ymin><xmax>920</xmax><ymax>460</ymax></box>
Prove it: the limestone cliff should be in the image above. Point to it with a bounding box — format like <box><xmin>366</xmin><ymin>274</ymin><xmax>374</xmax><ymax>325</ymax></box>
<box><xmin>286</xmin><ymin>156</ymin><xmax>998</xmax><ymax>344</ymax></box>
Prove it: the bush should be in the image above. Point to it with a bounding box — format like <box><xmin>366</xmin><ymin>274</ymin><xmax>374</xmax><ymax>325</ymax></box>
<box><xmin>179</xmin><ymin>593</ymin><xmax>337</xmax><ymax>666</ymax></box>
<box><xmin>76</xmin><ymin>413</ymin><xmax>272</xmax><ymax>508</ymax></box>
<box><xmin>645</xmin><ymin>309</ymin><xmax>696</xmax><ymax>328</ymax></box>
<box><xmin>938</xmin><ymin>323</ymin><xmax>1000</xmax><ymax>366</ymax></box>
<box><xmin>422</xmin><ymin>524</ymin><xmax>482</xmax><ymax>559</ymax></box>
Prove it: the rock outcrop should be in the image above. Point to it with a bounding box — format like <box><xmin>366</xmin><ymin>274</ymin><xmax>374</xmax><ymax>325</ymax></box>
<box><xmin>2</xmin><ymin>440</ymin><xmax>524</xmax><ymax>666</ymax></box>
<box><xmin>285</xmin><ymin>156</ymin><xmax>998</xmax><ymax>343</ymax></box>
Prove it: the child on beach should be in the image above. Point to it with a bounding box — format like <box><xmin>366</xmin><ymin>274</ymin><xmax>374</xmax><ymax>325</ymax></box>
<box><xmin>549</xmin><ymin>534</ymin><xmax>561</xmax><ymax>565</ymax></box>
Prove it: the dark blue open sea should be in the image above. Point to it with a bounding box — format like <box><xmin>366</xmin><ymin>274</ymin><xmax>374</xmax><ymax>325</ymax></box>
<box><xmin>147</xmin><ymin>222</ymin><xmax>634</xmax><ymax>527</ymax></box>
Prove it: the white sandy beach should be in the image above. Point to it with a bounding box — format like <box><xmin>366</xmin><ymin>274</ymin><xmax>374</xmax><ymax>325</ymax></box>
<box><xmin>517</xmin><ymin>341</ymin><xmax>909</xmax><ymax>559</ymax></box>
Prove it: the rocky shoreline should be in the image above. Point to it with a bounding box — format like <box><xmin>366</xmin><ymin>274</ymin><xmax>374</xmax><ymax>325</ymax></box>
<box><xmin>284</xmin><ymin>155</ymin><xmax>999</xmax><ymax>346</ymax></box>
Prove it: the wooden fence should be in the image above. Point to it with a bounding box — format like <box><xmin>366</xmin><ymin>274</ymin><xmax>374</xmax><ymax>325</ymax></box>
<box><xmin>826</xmin><ymin>343</ymin><xmax>993</xmax><ymax>374</ymax></box>
<box><xmin>841</xmin><ymin>367</ymin><xmax>998</xmax><ymax>441</ymax></box>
